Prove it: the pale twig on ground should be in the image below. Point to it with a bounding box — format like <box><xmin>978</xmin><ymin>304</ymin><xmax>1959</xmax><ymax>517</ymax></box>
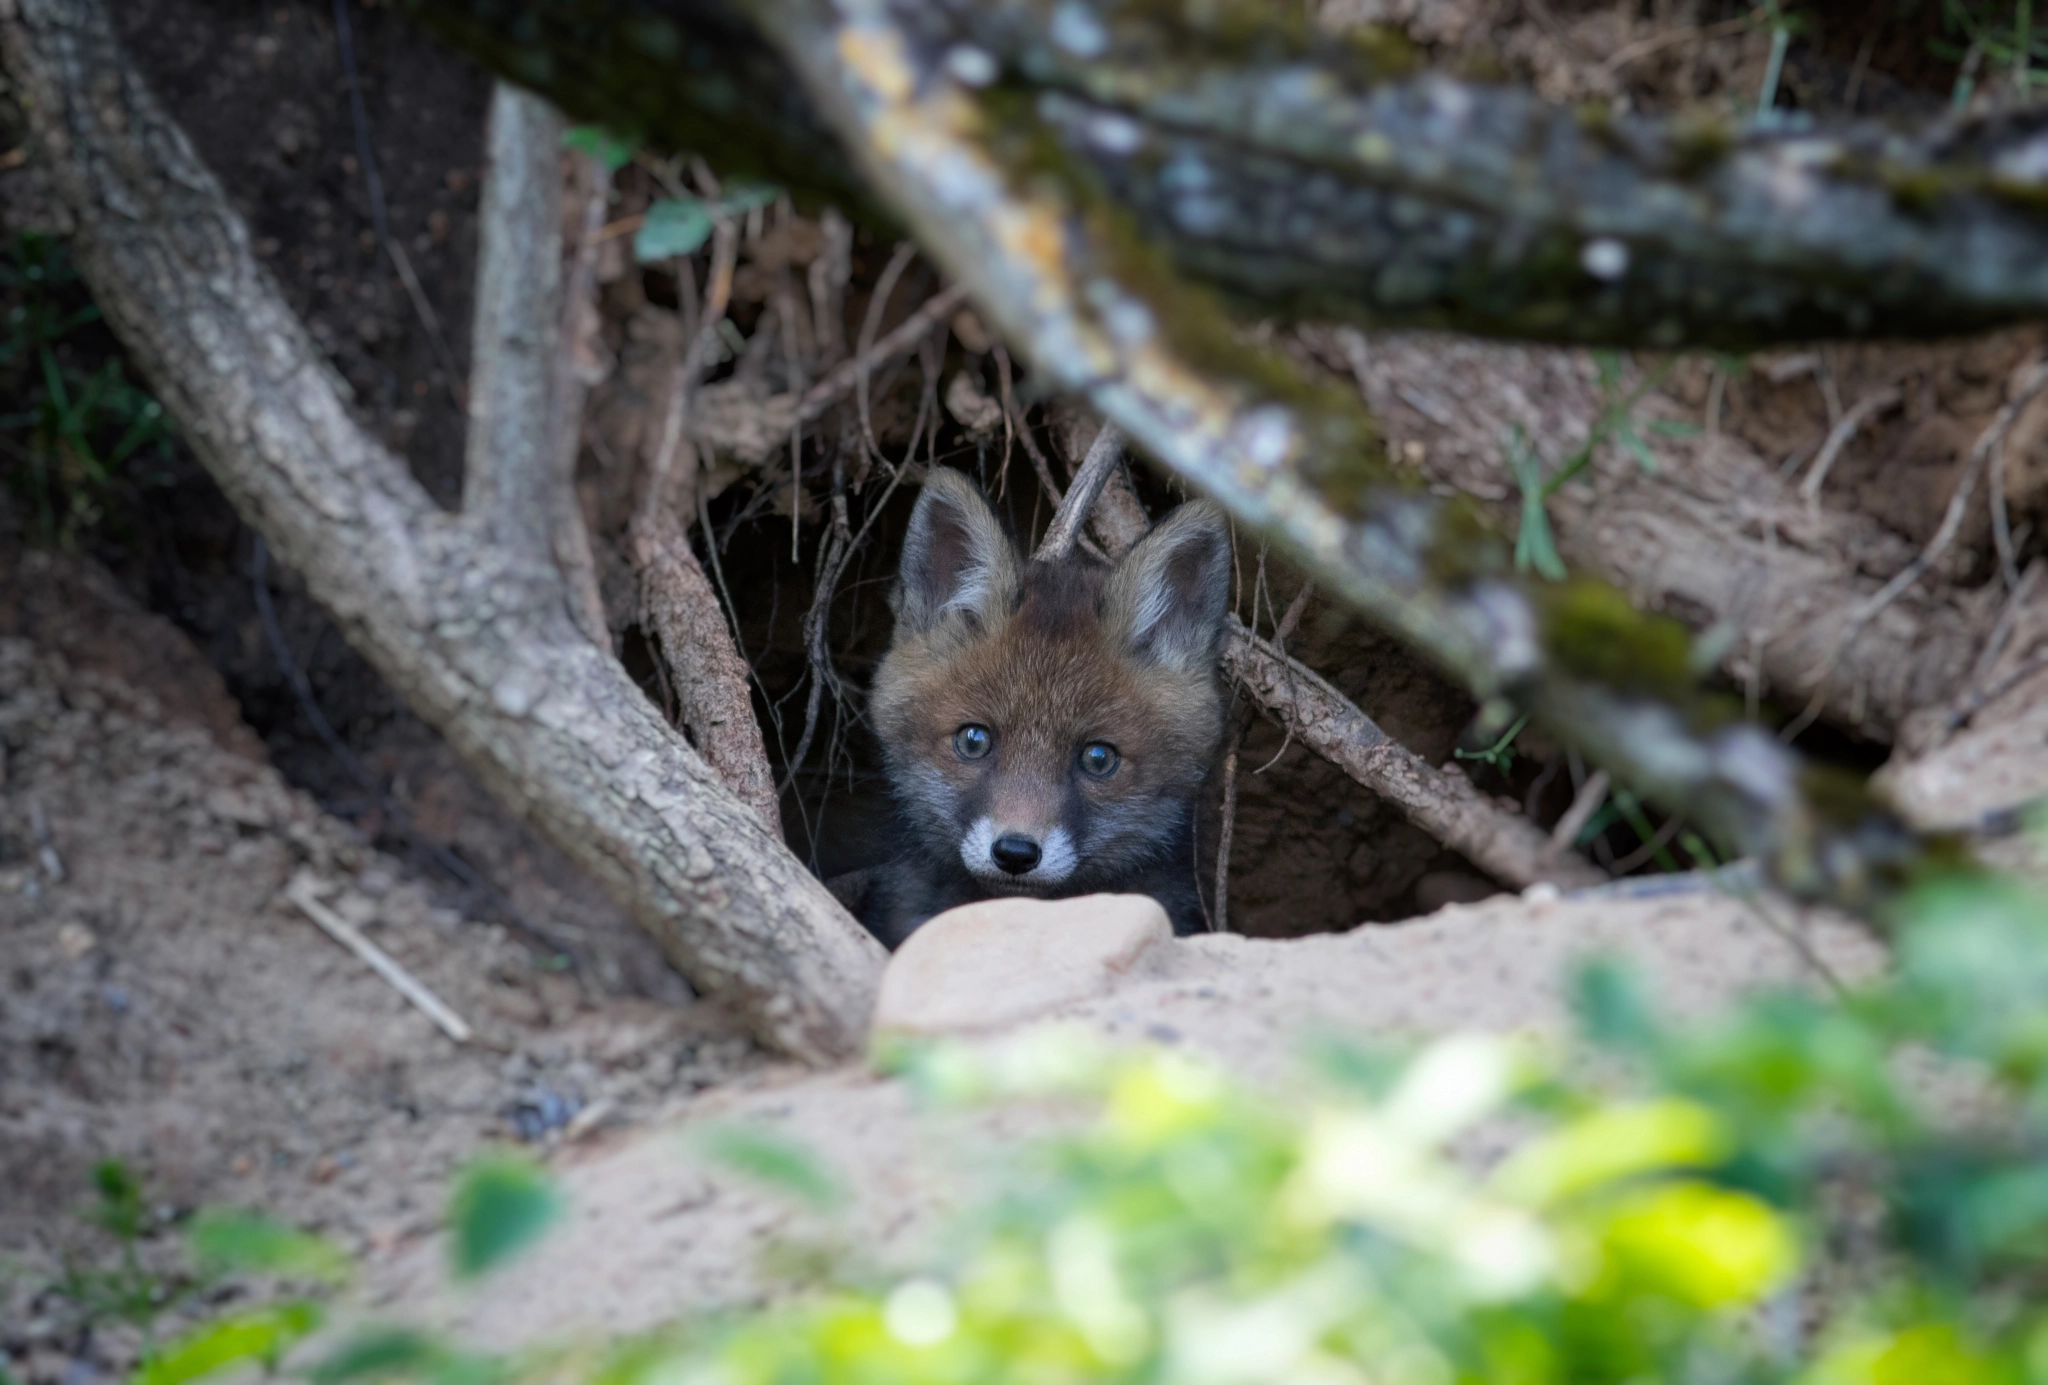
<box><xmin>286</xmin><ymin>873</ymin><xmax>473</xmax><ymax>1044</ymax></box>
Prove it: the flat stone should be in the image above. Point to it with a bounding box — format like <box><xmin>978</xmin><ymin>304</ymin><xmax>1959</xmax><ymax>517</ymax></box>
<box><xmin>871</xmin><ymin>893</ymin><xmax>1173</xmax><ymax>1038</ymax></box>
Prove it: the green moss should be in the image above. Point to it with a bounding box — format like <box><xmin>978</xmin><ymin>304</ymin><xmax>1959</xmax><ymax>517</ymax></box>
<box><xmin>1536</xmin><ymin>579</ymin><xmax>1695</xmax><ymax>700</ymax></box>
<box><xmin>1665</xmin><ymin>115</ymin><xmax>1734</xmax><ymax>180</ymax></box>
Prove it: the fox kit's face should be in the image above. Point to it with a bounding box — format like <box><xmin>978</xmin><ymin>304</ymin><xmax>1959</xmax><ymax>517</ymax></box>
<box><xmin>871</xmin><ymin>468</ymin><xmax>1230</xmax><ymax>901</ymax></box>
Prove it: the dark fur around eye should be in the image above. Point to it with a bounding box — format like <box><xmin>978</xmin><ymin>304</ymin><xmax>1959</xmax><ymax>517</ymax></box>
<box><xmin>954</xmin><ymin>724</ymin><xmax>993</xmax><ymax>760</ymax></box>
<box><xmin>1078</xmin><ymin>742</ymin><xmax>1120</xmax><ymax>778</ymax></box>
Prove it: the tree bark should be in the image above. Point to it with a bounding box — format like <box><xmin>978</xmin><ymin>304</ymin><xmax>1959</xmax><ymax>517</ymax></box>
<box><xmin>1</xmin><ymin>0</ymin><xmax>885</xmax><ymax>1063</ymax></box>
<box><xmin>403</xmin><ymin>0</ymin><xmax>2048</xmax><ymax>348</ymax></box>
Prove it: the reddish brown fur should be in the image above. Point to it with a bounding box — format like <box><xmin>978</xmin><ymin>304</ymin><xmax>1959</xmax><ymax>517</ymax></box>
<box><xmin>862</xmin><ymin>469</ymin><xmax>1231</xmax><ymax>946</ymax></box>
<box><xmin>872</xmin><ymin>559</ymin><xmax>1220</xmax><ymax>825</ymax></box>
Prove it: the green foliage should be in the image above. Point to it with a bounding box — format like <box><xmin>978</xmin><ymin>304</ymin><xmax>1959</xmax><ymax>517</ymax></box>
<box><xmin>133</xmin><ymin>1304</ymin><xmax>324</xmax><ymax>1385</ymax></box>
<box><xmin>447</xmin><ymin>1155</ymin><xmax>564</xmax><ymax>1280</ymax></box>
<box><xmin>633</xmin><ymin>182</ymin><xmax>779</xmax><ymax>262</ymax></box>
<box><xmin>0</xmin><ymin>233</ymin><xmax>178</xmax><ymax>547</ymax></box>
<box><xmin>561</xmin><ymin>124</ymin><xmax>636</xmax><ymax>173</ymax></box>
<box><xmin>187</xmin><ymin>1211</ymin><xmax>351</xmax><ymax>1286</ymax></box>
<box><xmin>1508</xmin><ymin>352</ymin><xmax>1684</xmax><ymax>581</ymax></box>
<box><xmin>1453</xmin><ymin>710</ymin><xmax>1530</xmax><ymax>775</ymax></box>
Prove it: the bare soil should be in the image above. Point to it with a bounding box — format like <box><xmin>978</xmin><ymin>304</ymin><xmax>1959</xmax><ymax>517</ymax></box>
<box><xmin>0</xmin><ymin>547</ymin><xmax>770</xmax><ymax>1379</ymax></box>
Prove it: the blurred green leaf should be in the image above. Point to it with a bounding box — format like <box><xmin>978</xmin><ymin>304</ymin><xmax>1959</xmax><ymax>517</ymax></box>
<box><xmin>698</xmin><ymin>1126</ymin><xmax>842</xmax><ymax>1210</ymax></box>
<box><xmin>188</xmin><ymin>1210</ymin><xmax>350</xmax><ymax>1284</ymax></box>
<box><xmin>133</xmin><ymin>1303</ymin><xmax>321</xmax><ymax>1385</ymax></box>
<box><xmin>634</xmin><ymin>198</ymin><xmax>714</xmax><ymax>262</ymax></box>
<box><xmin>561</xmin><ymin>124</ymin><xmax>635</xmax><ymax>172</ymax></box>
<box><xmin>447</xmin><ymin>1157</ymin><xmax>563</xmax><ymax>1280</ymax></box>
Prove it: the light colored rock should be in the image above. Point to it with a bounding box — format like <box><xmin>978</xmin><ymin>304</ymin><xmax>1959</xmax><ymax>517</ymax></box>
<box><xmin>871</xmin><ymin>893</ymin><xmax>1173</xmax><ymax>1037</ymax></box>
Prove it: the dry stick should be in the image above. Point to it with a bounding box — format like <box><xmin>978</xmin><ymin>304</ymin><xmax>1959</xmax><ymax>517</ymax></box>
<box><xmin>1549</xmin><ymin>769</ymin><xmax>1610</xmax><ymax>854</ymax></box>
<box><xmin>1213</xmin><ymin>731</ymin><xmax>1241</xmax><ymax>933</ymax></box>
<box><xmin>331</xmin><ymin>0</ymin><xmax>462</xmax><ymax>403</ymax></box>
<box><xmin>994</xmin><ymin>343</ymin><xmax>1065</xmax><ymax>505</ymax></box>
<box><xmin>1788</xmin><ymin>358</ymin><xmax>2048</xmax><ymax>740</ymax></box>
<box><xmin>1797</xmin><ymin>386</ymin><xmax>1902</xmax><ymax>518</ymax></box>
<box><xmin>1034</xmin><ymin>422</ymin><xmax>1124</xmax><ymax>561</ymax></box>
<box><xmin>1946</xmin><ymin>558</ymin><xmax>2047</xmax><ymax>733</ymax></box>
<box><xmin>642</xmin><ymin>217</ymin><xmax>739</xmax><ymax>534</ymax></box>
<box><xmin>286</xmin><ymin>874</ymin><xmax>473</xmax><ymax>1043</ymax></box>
<box><xmin>1074</xmin><ymin>458</ymin><xmax>1604</xmax><ymax>889</ymax></box>
<box><xmin>794</xmin><ymin>284</ymin><xmax>967</xmax><ymax>433</ymax></box>
<box><xmin>1250</xmin><ymin>580</ymin><xmax>1317</xmax><ymax>775</ymax></box>
<box><xmin>852</xmin><ymin>241</ymin><xmax>919</xmax><ymax>490</ymax></box>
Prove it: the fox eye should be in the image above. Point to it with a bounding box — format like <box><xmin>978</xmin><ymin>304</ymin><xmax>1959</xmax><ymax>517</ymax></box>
<box><xmin>954</xmin><ymin>724</ymin><xmax>993</xmax><ymax>760</ymax></box>
<box><xmin>1078</xmin><ymin>742</ymin><xmax>1120</xmax><ymax>778</ymax></box>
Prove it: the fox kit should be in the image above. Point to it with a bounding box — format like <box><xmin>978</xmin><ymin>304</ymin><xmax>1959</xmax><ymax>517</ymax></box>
<box><xmin>864</xmin><ymin>467</ymin><xmax>1232</xmax><ymax>946</ymax></box>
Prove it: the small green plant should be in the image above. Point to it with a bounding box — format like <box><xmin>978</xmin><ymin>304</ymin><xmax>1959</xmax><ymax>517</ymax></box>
<box><xmin>632</xmin><ymin>181</ymin><xmax>780</xmax><ymax>263</ymax></box>
<box><xmin>0</xmin><ymin>233</ymin><xmax>179</xmax><ymax>548</ymax></box>
<box><xmin>1507</xmin><ymin>351</ymin><xmax>1692</xmax><ymax>580</ymax></box>
<box><xmin>1453</xmin><ymin>710</ymin><xmax>1530</xmax><ymax>775</ymax></box>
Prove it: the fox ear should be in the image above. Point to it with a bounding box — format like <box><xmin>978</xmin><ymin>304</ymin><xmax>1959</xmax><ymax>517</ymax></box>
<box><xmin>893</xmin><ymin>468</ymin><xmax>1020</xmax><ymax>635</ymax></box>
<box><xmin>1104</xmin><ymin>499</ymin><xmax>1231</xmax><ymax>673</ymax></box>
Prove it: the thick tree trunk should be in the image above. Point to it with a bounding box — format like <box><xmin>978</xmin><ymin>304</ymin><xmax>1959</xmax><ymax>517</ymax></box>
<box><xmin>1</xmin><ymin>0</ymin><xmax>885</xmax><ymax>1063</ymax></box>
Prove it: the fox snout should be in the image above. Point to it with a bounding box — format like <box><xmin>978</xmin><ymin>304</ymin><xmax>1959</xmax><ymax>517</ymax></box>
<box><xmin>960</xmin><ymin>815</ymin><xmax>1079</xmax><ymax>891</ymax></box>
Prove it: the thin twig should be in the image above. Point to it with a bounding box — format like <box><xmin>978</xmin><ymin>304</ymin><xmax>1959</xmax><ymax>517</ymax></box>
<box><xmin>853</xmin><ymin>242</ymin><xmax>919</xmax><ymax>488</ymax></box>
<box><xmin>250</xmin><ymin>540</ymin><xmax>577</xmax><ymax>963</ymax></box>
<box><xmin>1787</xmin><ymin>358</ymin><xmax>2048</xmax><ymax>740</ymax></box>
<box><xmin>331</xmin><ymin>0</ymin><xmax>462</xmax><ymax>400</ymax></box>
<box><xmin>287</xmin><ymin>873</ymin><xmax>473</xmax><ymax>1043</ymax></box>
<box><xmin>1548</xmin><ymin>769</ymin><xmax>1610</xmax><ymax>853</ymax></box>
<box><xmin>994</xmin><ymin>343</ymin><xmax>1065</xmax><ymax>505</ymax></box>
<box><xmin>642</xmin><ymin>217</ymin><xmax>739</xmax><ymax>533</ymax></box>
<box><xmin>1034</xmin><ymin>421</ymin><xmax>1125</xmax><ymax>562</ymax></box>
<box><xmin>1608</xmin><ymin>809</ymin><xmax>1686</xmax><ymax>875</ymax></box>
<box><xmin>1797</xmin><ymin>386</ymin><xmax>1901</xmax><ymax>517</ymax></box>
<box><xmin>1212</xmin><ymin>731</ymin><xmax>1241</xmax><ymax>933</ymax></box>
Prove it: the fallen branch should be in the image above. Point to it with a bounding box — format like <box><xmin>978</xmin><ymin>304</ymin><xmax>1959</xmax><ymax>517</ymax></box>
<box><xmin>4</xmin><ymin>0</ymin><xmax>884</xmax><ymax>1063</ymax></box>
<box><xmin>287</xmin><ymin>873</ymin><xmax>473</xmax><ymax>1045</ymax></box>
<box><xmin>410</xmin><ymin>0</ymin><xmax>2048</xmax><ymax>348</ymax></box>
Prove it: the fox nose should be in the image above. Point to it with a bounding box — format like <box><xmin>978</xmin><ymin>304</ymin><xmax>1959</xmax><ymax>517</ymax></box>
<box><xmin>990</xmin><ymin>834</ymin><xmax>1042</xmax><ymax>875</ymax></box>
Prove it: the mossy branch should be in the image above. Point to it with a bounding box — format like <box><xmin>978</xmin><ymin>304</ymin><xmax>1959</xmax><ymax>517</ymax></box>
<box><xmin>404</xmin><ymin>0</ymin><xmax>2048</xmax><ymax>347</ymax></box>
